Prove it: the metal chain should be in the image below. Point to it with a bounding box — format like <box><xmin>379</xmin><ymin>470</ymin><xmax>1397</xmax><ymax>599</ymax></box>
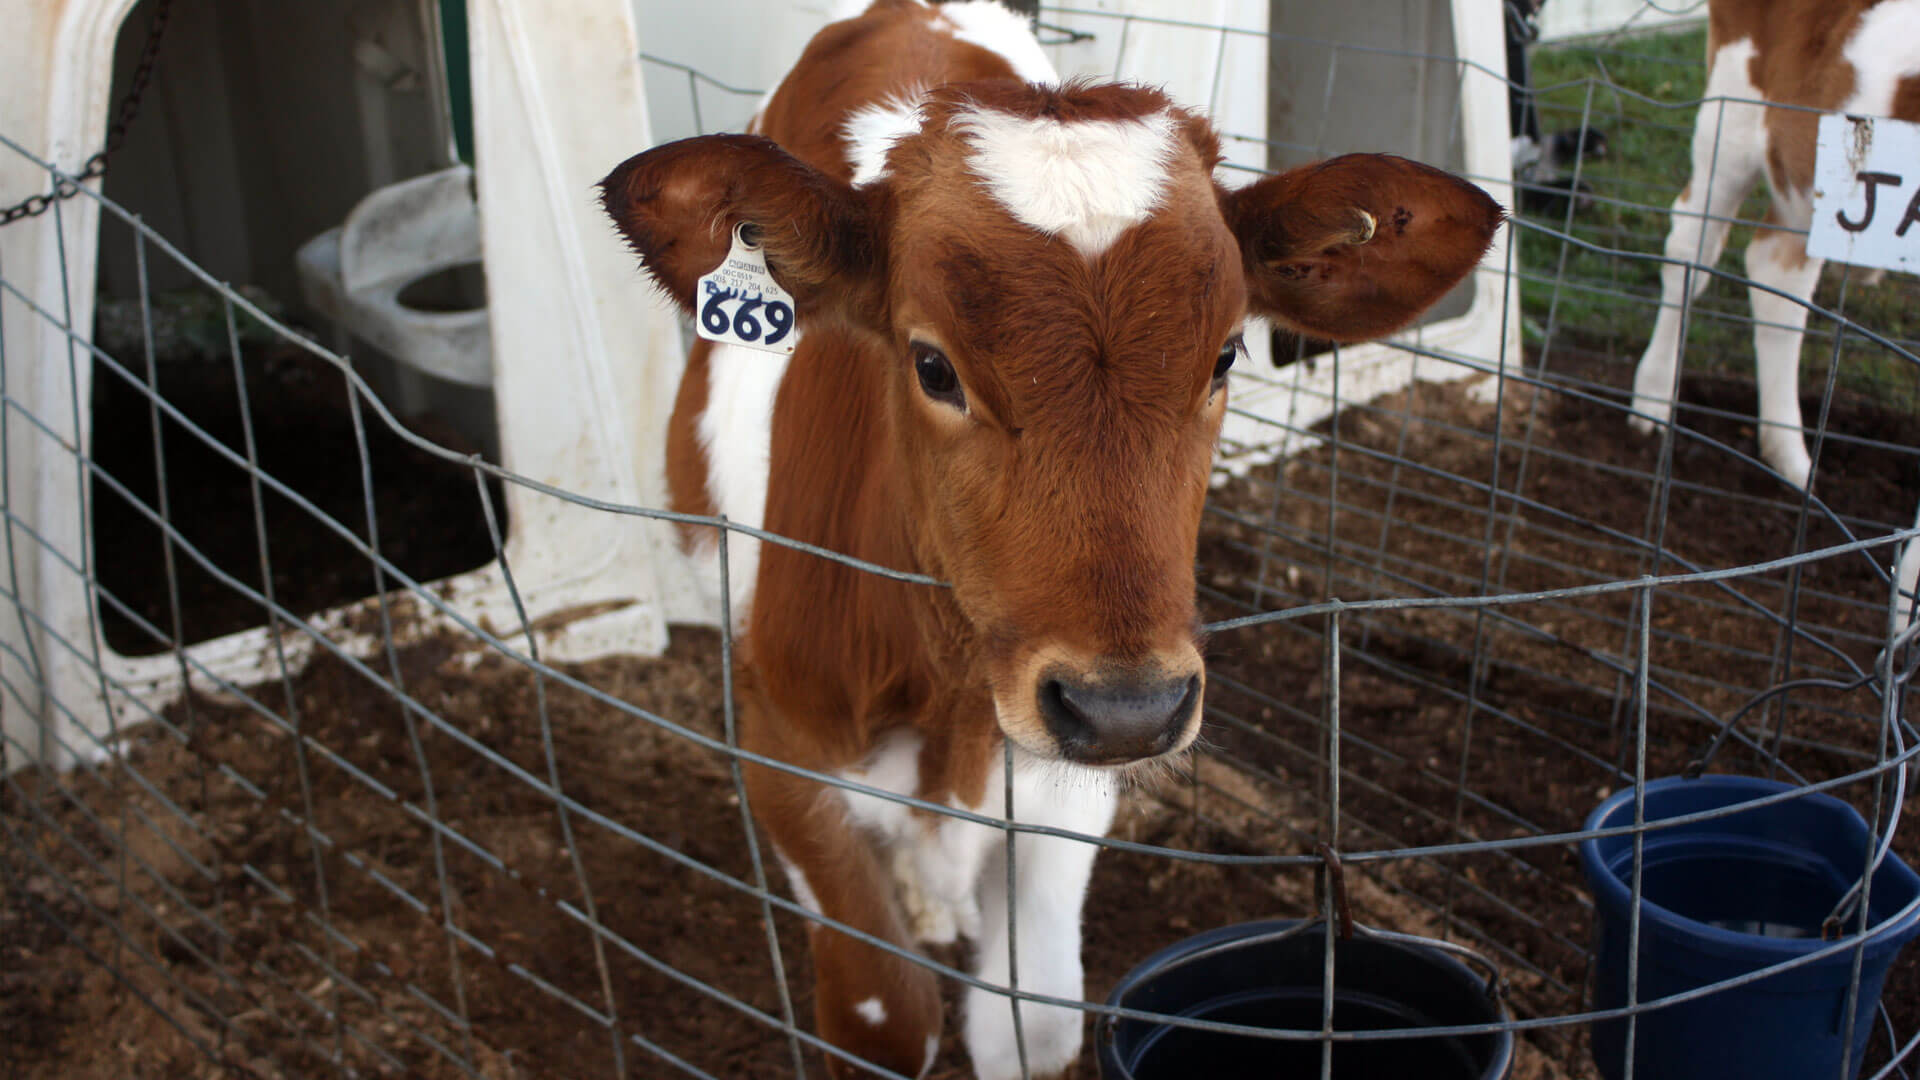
<box><xmin>0</xmin><ymin>0</ymin><xmax>174</xmax><ymax>227</ymax></box>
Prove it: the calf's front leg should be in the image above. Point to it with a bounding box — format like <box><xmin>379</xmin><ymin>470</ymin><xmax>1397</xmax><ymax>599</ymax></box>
<box><xmin>746</xmin><ymin>752</ymin><xmax>943</xmax><ymax>1079</ymax></box>
<box><xmin>962</xmin><ymin>762</ymin><xmax>1118</xmax><ymax>1080</ymax></box>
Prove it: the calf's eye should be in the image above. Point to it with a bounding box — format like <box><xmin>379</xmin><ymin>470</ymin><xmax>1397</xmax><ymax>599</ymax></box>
<box><xmin>912</xmin><ymin>342</ymin><xmax>965</xmax><ymax>410</ymax></box>
<box><xmin>1213</xmin><ymin>336</ymin><xmax>1244</xmax><ymax>384</ymax></box>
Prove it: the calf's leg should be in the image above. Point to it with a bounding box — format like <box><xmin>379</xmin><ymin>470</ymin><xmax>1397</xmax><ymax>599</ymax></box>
<box><xmin>963</xmin><ymin>761</ymin><xmax>1118</xmax><ymax>1080</ymax></box>
<box><xmin>746</xmin><ymin>753</ymin><xmax>943</xmax><ymax>1079</ymax></box>
<box><xmin>1744</xmin><ymin>224</ymin><xmax>1824</xmax><ymax>490</ymax></box>
<box><xmin>1630</xmin><ymin>45</ymin><xmax>1765</xmax><ymax>434</ymax></box>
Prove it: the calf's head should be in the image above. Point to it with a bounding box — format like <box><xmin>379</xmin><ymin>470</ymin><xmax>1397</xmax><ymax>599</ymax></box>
<box><xmin>603</xmin><ymin>82</ymin><xmax>1500</xmax><ymax>767</ymax></box>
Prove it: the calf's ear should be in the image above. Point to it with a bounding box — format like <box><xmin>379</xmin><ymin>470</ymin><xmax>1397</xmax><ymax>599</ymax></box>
<box><xmin>600</xmin><ymin>134</ymin><xmax>888</xmax><ymax>331</ymax></box>
<box><xmin>1220</xmin><ymin>154</ymin><xmax>1504</xmax><ymax>343</ymax></box>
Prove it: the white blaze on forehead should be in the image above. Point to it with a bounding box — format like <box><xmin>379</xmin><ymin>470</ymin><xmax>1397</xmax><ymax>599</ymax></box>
<box><xmin>854</xmin><ymin>996</ymin><xmax>889</xmax><ymax>1026</ymax></box>
<box><xmin>952</xmin><ymin>106</ymin><xmax>1180</xmax><ymax>257</ymax></box>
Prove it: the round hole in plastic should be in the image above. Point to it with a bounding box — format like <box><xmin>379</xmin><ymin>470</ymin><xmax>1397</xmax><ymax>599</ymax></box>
<box><xmin>396</xmin><ymin>261</ymin><xmax>488</xmax><ymax>313</ymax></box>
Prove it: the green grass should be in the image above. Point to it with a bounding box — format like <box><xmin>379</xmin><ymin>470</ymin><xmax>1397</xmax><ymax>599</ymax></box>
<box><xmin>1514</xmin><ymin>27</ymin><xmax>1920</xmax><ymax>409</ymax></box>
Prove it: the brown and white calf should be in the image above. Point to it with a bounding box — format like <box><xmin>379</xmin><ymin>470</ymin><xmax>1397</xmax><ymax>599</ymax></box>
<box><xmin>1630</xmin><ymin>0</ymin><xmax>1920</xmax><ymax>490</ymax></box>
<box><xmin>601</xmin><ymin>1</ymin><xmax>1500</xmax><ymax>1075</ymax></box>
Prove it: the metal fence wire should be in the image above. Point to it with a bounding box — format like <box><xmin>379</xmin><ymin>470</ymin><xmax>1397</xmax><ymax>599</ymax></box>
<box><xmin>4</xmin><ymin>3</ymin><xmax>1920</xmax><ymax>1080</ymax></box>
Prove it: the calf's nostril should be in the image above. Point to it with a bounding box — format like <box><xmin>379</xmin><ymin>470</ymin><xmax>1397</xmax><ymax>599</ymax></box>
<box><xmin>1037</xmin><ymin>671</ymin><xmax>1201</xmax><ymax>760</ymax></box>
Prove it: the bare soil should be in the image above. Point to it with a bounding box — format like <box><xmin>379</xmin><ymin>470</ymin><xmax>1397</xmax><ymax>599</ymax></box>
<box><xmin>88</xmin><ymin>345</ymin><xmax>503</xmax><ymax>657</ymax></box>
<box><xmin>5</xmin><ymin>364</ymin><xmax>1916</xmax><ymax>1079</ymax></box>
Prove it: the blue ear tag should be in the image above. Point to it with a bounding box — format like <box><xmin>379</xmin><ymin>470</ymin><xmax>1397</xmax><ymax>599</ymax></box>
<box><xmin>693</xmin><ymin>223</ymin><xmax>799</xmax><ymax>355</ymax></box>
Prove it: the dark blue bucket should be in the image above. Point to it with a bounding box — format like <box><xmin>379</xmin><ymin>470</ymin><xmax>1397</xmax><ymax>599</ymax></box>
<box><xmin>1580</xmin><ymin>775</ymin><xmax>1920</xmax><ymax>1080</ymax></box>
<box><xmin>1096</xmin><ymin>920</ymin><xmax>1513</xmax><ymax>1080</ymax></box>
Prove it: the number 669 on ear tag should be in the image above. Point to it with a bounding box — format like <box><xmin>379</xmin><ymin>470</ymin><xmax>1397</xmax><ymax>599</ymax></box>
<box><xmin>694</xmin><ymin>224</ymin><xmax>798</xmax><ymax>355</ymax></box>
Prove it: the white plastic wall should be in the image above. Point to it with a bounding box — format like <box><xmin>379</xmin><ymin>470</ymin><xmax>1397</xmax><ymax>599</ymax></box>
<box><xmin>1538</xmin><ymin>0</ymin><xmax>1702</xmax><ymax>42</ymax></box>
<box><xmin>630</xmin><ymin>0</ymin><xmax>846</xmax><ymax>143</ymax></box>
<box><xmin>0</xmin><ymin>0</ymin><xmax>691</xmax><ymax>772</ymax></box>
<box><xmin>1045</xmin><ymin>0</ymin><xmax>1517</xmax><ymax>472</ymax></box>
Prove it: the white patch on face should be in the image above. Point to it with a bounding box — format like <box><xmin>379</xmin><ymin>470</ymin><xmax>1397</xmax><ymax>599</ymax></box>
<box><xmin>952</xmin><ymin>106</ymin><xmax>1179</xmax><ymax>257</ymax></box>
<box><xmin>698</xmin><ymin>340</ymin><xmax>795</xmax><ymax>628</ymax></box>
<box><xmin>1838</xmin><ymin>0</ymin><xmax>1920</xmax><ymax>122</ymax></box>
<box><xmin>854</xmin><ymin>996</ymin><xmax>889</xmax><ymax>1026</ymax></box>
<box><xmin>936</xmin><ymin>1</ymin><xmax>1060</xmax><ymax>86</ymax></box>
<box><xmin>844</xmin><ymin>93</ymin><xmax>930</xmax><ymax>187</ymax></box>
<box><xmin>923</xmin><ymin>1034</ymin><xmax>940</xmax><ymax>1077</ymax></box>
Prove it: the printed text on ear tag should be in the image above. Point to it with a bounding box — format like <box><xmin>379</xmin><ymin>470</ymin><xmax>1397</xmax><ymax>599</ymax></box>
<box><xmin>694</xmin><ymin>225</ymin><xmax>798</xmax><ymax>354</ymax></box>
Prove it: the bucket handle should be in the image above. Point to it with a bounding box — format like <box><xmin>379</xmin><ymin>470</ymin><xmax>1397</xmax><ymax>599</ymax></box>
<box><xmin>1110</xmin><ymin>920</ymin><xmax>1330</xmax><ymax>1009</ymax></box>
<box><xmin>1111</xmin><ymin>919</ymin><xmax>1509</xmax><ymax>1010</ymax></box>
<box><xmin>1349</xmin><ymin>925</ymin><xmax>1510</xmax><ymax>1003</ymax></box>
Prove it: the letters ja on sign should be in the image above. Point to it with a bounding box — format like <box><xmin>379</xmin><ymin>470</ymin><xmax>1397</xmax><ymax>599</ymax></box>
<box><xmin>1808</xmin><ymin>113</ymin><xmax>1920</xmax><ymax>273</ymax></box>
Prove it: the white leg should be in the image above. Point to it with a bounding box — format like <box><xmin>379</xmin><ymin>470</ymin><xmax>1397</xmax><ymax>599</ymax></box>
<box><xmin>898</xmin><ymin>812</ymin><xmax>992</xmax><ymax>945</ymax></box>
<box><xmin>1630</xmin><ymin>42</ymin><xmax>1767</xmax><ymax>434</ymax></box>
<box><xmin>835</xmin><ymin>730</ymin><xmax>988</xmax><ymax>945</ymax></box>
<box><xmin>963</xmin><ymin>763</ymin><xmax>1118</xmax><ymax>1080</ymax></box>
<box><xmin>1896</xmin><ymin>502</ymin><xmax>1920</xmax><ymax>633</ymax></box>
<box><xmin>1745</xmin><ymin>228</ymin><xmax>1824</xmax><ymax>489</ymax></box>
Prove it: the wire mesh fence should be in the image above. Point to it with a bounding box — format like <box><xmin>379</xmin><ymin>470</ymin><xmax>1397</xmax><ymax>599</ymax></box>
<box><xmin>4</xmin><ymin>2</ymin><xmax>1919</xmax><ymax>1080</ymax></box>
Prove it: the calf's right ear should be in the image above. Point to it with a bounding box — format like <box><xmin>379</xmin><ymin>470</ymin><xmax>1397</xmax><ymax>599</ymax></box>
<box><xmin>1220</xmin><ymin>153</ymin><xmax>1504</xmax><ymax>343</ymax></box>
<box><xmin>599</xmin><ymin>134</ymin><xmax>889</xmax><ymax>331</ymax></box>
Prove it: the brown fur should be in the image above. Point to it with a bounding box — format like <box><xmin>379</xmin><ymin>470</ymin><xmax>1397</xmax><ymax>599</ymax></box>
<box><xmin>1706</xmin><ymin>0</ymin><xmax>1918</xmax><ymax>200</ymax></box>
<box><xmin>600</xmin><ymin>2</ymin><xmax>1500</xmax><ymax>1075</ymax></box>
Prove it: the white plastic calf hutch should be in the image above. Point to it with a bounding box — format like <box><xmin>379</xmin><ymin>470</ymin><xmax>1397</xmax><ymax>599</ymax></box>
<box><xmin>0</xmin><ymin>0</ymin><xmax>690</xmax><ymax>771</ymax></box>
<box><xmin>0</xmin><ymin>0</ymin><xmax>1511</xmax><ymax>771</ymax></box>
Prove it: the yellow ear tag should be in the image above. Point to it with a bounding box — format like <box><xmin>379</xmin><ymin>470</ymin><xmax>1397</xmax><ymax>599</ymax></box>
<box><xmin>693</xmin><ymin>223</ymin><xmax>799</xmax><ymax>355</ymax></box>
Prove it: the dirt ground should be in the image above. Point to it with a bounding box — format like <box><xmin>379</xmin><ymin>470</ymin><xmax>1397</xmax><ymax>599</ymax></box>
<box><xmin>1194</xmin><ymin>363</ymin><xmax>1920</xmax><ymax>1073</ymax></box>
<box><xmin>5</xmin><ymin>364</ymin><xmax>1917</xmax><ymax>1079</ymax></box>
<box><xmin>88</xmin><ymin>345</ymin><xmax>503</xmax><ymax>657</ymax></box>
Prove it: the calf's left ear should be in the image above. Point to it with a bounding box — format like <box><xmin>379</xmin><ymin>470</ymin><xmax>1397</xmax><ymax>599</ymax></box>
<box><xmin>600</xmin><ymin>134</ymin><xmax>888</xmax><ymax>330</ymax></box>
<box><xmin>1220</xmin><ymin>154</ymin><xmax>1504</xmax><ymax>343</ymax></box>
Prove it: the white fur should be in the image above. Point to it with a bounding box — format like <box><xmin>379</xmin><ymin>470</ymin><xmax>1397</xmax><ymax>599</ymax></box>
<box><xmin>1898</xmin><ymin>505</ymin><xmax>1920</xmax><ymax>630</ymax></box>
<box><xmin>778</xmin><ymin>851</ymin><xmax>824</xmax><ymax>917</ymax></box>
<box><xmin>840</xmin><ymin>2</ymin><xmax>1061</xmax><ymax>187</ymax></box>
<box><xmin>838</xmin><ymin>729</ymin><xmax>926</xmax><ymax>838</ymax></box>
<box><xmin>826</xmin><ymin>731</ymin><xmax>1118</xmax><ymax>1078</ymax></box>
<box><xmin>1838</xmin><ymin>1</ymin><xmax>1920</xmax><ymax>120</ymax></box>
<box><xmin>924</xmin><ymin>1034</ymin><xmax>940</xmax><ymax>1077</ymax></box>
<box><xmin>953</xmin><ymin>106</ymin><xmax>1180</xmax><ymax>257</ymax></box>
<box><xmin>1630</xmin><ymin>39</ymin><xmax>1768</xmax><ymax>447</ymax></box>
<box><xmin>1631</xmin><ymin>3</ymin><xmax>1920</xmax><ymax>489</ymax></box>
<box><xmin>693</xmin><ymin>340</ymin><xmax>794</xmax><ymax>628</ymax></box>
<box><xmin>831</xmin><ymin>730</ymin><xmax>982</xmax><ymax>943</ymax></box>
<box><xmin>1744</xmin><ymin>230</ymin><xmax>1826</xmax><ymax>487</ymax></box>
<box><xmin>845</xmin><ymin>94</ymin><xmax>931</xmax><ymax>187</ymax></box>
<box><xmin>960</xmin><ymin>753</ymin><xmax>1118</xmax><ymax>1080</ymax></box>
<box><xmin>855</xmin><ymin>996</ymin><xmax>889</xmax><ymax>1025</ymax></box>
<box><xmin>936</xmin><ymin>1</ymin><xmax>1060</xmax><ymax>86</ymax></box>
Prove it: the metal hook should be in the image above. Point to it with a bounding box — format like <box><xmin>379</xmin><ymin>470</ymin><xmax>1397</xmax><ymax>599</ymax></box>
<box><xmin>1315</xmin><ymin>842</ymin><xmax>1354</xmax><ymax>941</ymax></box>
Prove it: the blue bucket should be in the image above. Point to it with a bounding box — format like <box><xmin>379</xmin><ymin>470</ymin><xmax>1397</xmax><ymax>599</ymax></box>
<box><xmin>1579</xmin><ymin>775</ymin><xmax>1920</xmax><ymax>1080</ymax></box>
<box><xmin>1096</xmin><ymin>920</ymin><xmax>1513</xmax><ymax>1080</ymax></box>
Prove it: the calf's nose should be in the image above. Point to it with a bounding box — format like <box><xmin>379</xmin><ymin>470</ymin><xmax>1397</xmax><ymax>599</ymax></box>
<box><xmin>1037</xmin><ymin>669</ymin><xmax>1200</xmax><ymax>764</ymax></box>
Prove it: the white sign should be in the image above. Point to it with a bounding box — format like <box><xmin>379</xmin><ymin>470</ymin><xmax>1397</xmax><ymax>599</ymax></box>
<box><xmin>694</xmin><ymin>225</ymin><xmax>798</xmax><ymax>355</ymax></box>
<box><xmin>1808</xmin><ymin>113</ymin><xmax>1920</xmax><ymax>273</ymax></box>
